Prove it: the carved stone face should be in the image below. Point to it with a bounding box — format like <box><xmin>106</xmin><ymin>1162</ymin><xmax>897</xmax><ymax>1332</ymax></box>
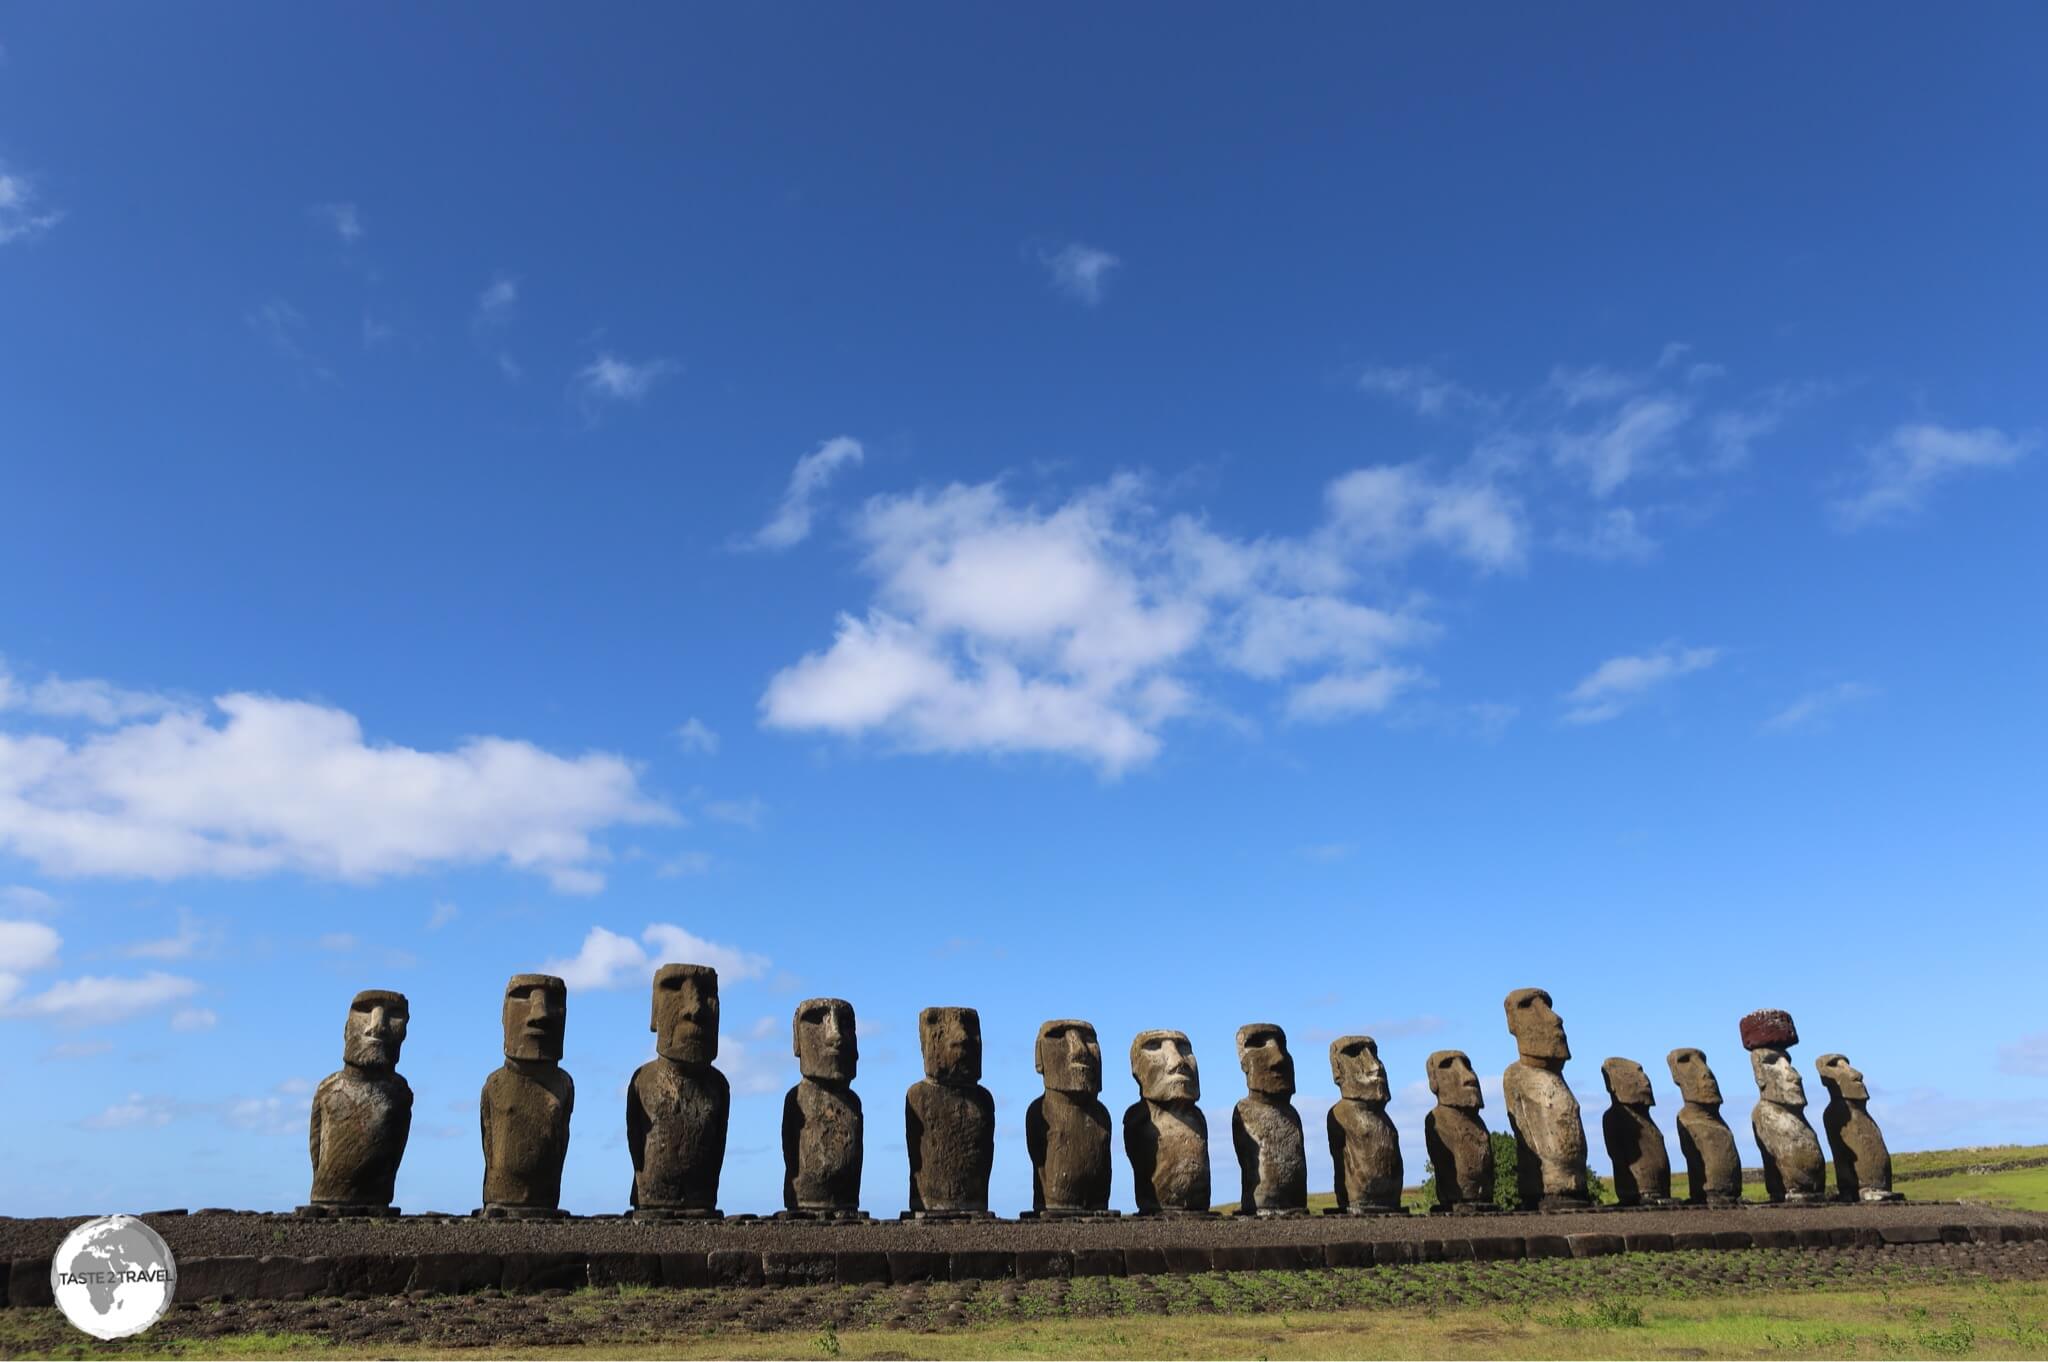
<box><xmin>1816</xmin><ymin>1053</ymin><xmax>1868</xmax><ymax>1102</ymax></box>
<box><xmin>793</xmin><ymin>997</ymin><xmax>857</xmax><ymax>1082</ymax></box>
<box><xmin>1426</xmin><ymin>1049</ymin><xmax>1483</xmax><ymax>1109</ymax></box>
<box><xmin>1750</xmin><ymin>1046</ymin><xmax>1806</xmax><ymax>1107</ymax></box>
<box><xmin>1602</xmin><ymin>1057</ymin><xmax>1654</xmax><ymax>1107</ymax></box>
<box><xmin>920</xmin><ymin>1006</ymin><xmax>982</xmax><ymax>1086</ymax></box>
<box><xmin>1504</xmin><ymin>987</ymin><xmax>1569</xmax><ymax>1065</ymax></box>
<box><xmin>1234</xmin><ymin>1022</ymin><xmax>1295</xmax><ymax>1098</ymax></box>
<box><xmin>1131</xmin><ymin>1029</ymin><xmax>1200</xmax><ymax>1103</ymax></box>
<box><xmin>343</xmin><ymin>989</ymin><xmax>408</xmax><ymax>1069</ymax></box>
<box><xmin>651</xmin><ymin>963</ymin><xmax>718</xmax><ymax>1064</ymax></box>
<box><xmin>502</xmin><ymin>974</ymin><xmax>566</xmax><ymax>1063</ymax></box>
<box><xmin>1667</xmin><ymin>1047</ymin><xmax>1723</xmax><ymax>1104</ymax></box>
<box><xmin>1035</xmin><ymin>1019</ymin><xmax>1102</xmax><ymax>1095</ymax></box>
<box><xmin>1329</xmin><ymin>1035</ymin><xmax>1389</xmax><ymax>1103</ymax></box>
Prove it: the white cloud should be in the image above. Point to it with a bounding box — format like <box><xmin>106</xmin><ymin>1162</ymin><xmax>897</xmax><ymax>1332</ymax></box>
<box><xmin>1547</xmin><ymin>364</ymin><xmax>1641</xmax><ymax>408</ymax></box>
<box><xmin>1999</xmin><ymin>1032</ymin><xmax>2048</xmax><ymax>1078</ymax></box>
<box><xmin>1553</xmin><ymin>396</ymin><xmax>1691</xmax><ymax>496</ymax></box>
<box><xmin>1763</xmin><ymin>681</ymin><xmax>1876</xmax><ymax>733</ymax></box>
<box><xmin>674</xmin><ymin>718</ymin><xmax>719</xmax><ymax>755</ymax></box>
<box><xmin>575</xmin><ymin>352</ymin><xmax>678</xmax><ymax>404</ymax></box>
<box><xmin>225</xmin><ymin>1088</ymin><xmax>310</xmax><ymax>1136</ymax></box>
<box><xmin>1832</xmin><ymin>423</ymin><xmax>2037</xmax><ymax>528</ymax></box>
<box><xmin>0</xmin><ymin>659</ymin><xmax>177</xmax><ymax>724</ymax></box>
<box><xmin>0</xmin><ymin>676</ymin><xmax>673</xmax><ymax>891</ymax></box>
<box><xmin>1039</xmin><ymin>242</ymin><xmax>1121</xmax><ymax>305</ymax></box>
<box><xmin>752</xmin><ymin>436</ymin><xmax>865</xmax><ymax>550</ymax></box>
<box><xmin>313</xmin><ymin>202</ymin><xmax>363</xmax><ymax>243</ymax></box>
<box><xmin>427</xmin><ymin>900</ymin><xmax>460</xmax><ymax>931</ymax></box>
<box><xmin>6</xmin><ymin>970</ymin><xmax>201</xmax><ymax>1021</ymax></box>
<box><xmin>541</xmin><ymin>922</ymin><xmax>770</xmax><ymax>992</ymax></box>
<box><xmin>1323</xmin><ymin>465</ymin><xmax>1526</xmax><ymax>572</ymax></box>
<box><xmin>1355</xmin><ymin>365</ymin><xmax>1486</xmax><ymax>418</ymax></box>
<box><xmin>0</xmin><ymin>162</ymin><xmax>64</xmax><ymax>245</ymax></box>
<box><xmin>476</xmin><ymin>274</ymin><xmax>518</xmax><ymax>325</ymax></box>
<box><xmin>45</xmin><ymin>1039</ymin><xmax>113</xmax><ymax>1060</ymax></box>
<box><xmin>657</xmin><ymin>851</ymin><xmax>713</xmax><ymax>878</ymax></box>
<box><xmin>123</xmin><ymin>907</ymin><xmax>213</xmax><ymax>960</ymax></box>
<box><xmin>1285</xmin><ymin>666</ymin><xmax>1425</xmax><ymax>723</ymax></box>
<box><xmin>0</xmin><ymin>920</ymin><xmax>61</xmax><ymax>974</ymax></box>
<box><xmin>82</xmin><ymin>1093</ymin><xmax>177</xmax><ymax>1130</ymax></box>
<box><xmin>170</xmin><ymin>1007</ymin><xmax>217</xmax><ymax>1032</ymax></box>
<box><xmin>318</xmin><ymin>932</ymin><xmax>356</xmax><ymax>953</ymax></box>
<box><xmin>1562</xmin><ymin>643</ymin><xmax>1720</xmax><ymax>725</ymax></box>
<box><xmin>0</xmin><ymin>884</ymin><xmax>57</xmax><ymax>914</ymax></box>
<box><xmin>703</xmin><ymin>797</ymin><xmax>766</xmax><ymax>830</ymax></box>
<box><xmin>1559</xmin><ymin>507</ymin><xmax>1656</xmax><ymax>562</ymax></box>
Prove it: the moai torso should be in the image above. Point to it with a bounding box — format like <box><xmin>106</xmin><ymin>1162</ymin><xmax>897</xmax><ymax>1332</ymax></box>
<box><xmin>1668</xmin><ymin>1048</ymin><xmax>1742</xmax><ymax>1204</ymax></box>
<box><xmin>1233</xmin><ymin>1097</ymin><xmax>1307</xmax><ymax>1212</ymax></box>
<box><xmin>630</xmin><ymin>963</ymin><xmax>728</xmax><ymax>1213</ymax></box>
<box><xmin>1819</xmin><ymin>1053</ymin><xmax>1898</xmax><ymax>1202</ymax></box>
<box><xmin>907</xmin><ymin>1079</ymin><xmax>995</xmax><ymax>1212</ymax></box>
<box><xmin>307</xmin><ymin>989</ymin><xmax>412</xmax><ymax>1210</ymax></box>
<box><xmin>1600</xmin><ymin>1058</ymin><xmax>1671</xmax><ymax>1206</ymax></box>
<box><xmin>783</xmin><ymin>997</ymin><xmax>863</xmax><ymax>1213</ymax></box>
<box><xmin>1027</xmin><ymin>1019</ymin><xmax>1112</xmax><ymax>1214</ymax></box>
<box><xmin>480</xmin><ymin>1062</ymin><xmax>574</xmax><ymax>1208</ymax></box>
<box><xmin>1502</xmin><ymin>989</ymin><xmax>1589</xmax><ymax>1209</ymax></box>
<box><xmin>1124</xmin><ymin>1100</ymin><xmax>1211</xmax><ymax>1212</ymax></box>
<box><xmin>1423</xmin><ymin>1049</ymin><xmax>1493</xmax><ymax>1210</ymax></box>
<box><xmin>628</xmin><ymin>1059</ymin><xmax>728</xmax><ymax>1210</ymax></box>
<box><xmin>1328</xmin><ymin>1102</ymin><xmax>1403</xmax><ymax>1211</ymax></box>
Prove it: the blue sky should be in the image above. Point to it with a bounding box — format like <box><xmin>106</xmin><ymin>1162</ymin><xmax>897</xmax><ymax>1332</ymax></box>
<box><xmin>2</xmin><ymin>4</ymin><xmax>2045</xmax><ymax>1218</ymax></box>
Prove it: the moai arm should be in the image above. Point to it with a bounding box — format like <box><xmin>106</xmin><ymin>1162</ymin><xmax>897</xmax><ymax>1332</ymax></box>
<box><xmin>1232</xmin><ymin>1105</ymin><xmax>1258</xmax><ymax>1211</ymax></box>
<box><xmin>478</xmin><ymin>1082</ymin><xmax>493</xmax><ymax>1205</ymax></box>
<box><xmin>308</xmin><ymin>1078</ymin><xmax>327</xmax><ymax>1177</ymax></box>
<box><xmin>1327</xmin><ymin>1107</ymin><xmax>1349</xmax><ymax>1212</ymax></box>
<box><xmin>1025</xmin><ymin>1097</ymin><xmax>1048</xmax><ymax>1212</ymax></box>
<box><xmin>1122</xmin><ymin>1105</ymin><xmax>1157</xmax><ymax>1212</ymax></box>
<box><xmin>905</xmin><ymin>1090</ymin><xmax>926</xmax><ymax>1212</ymax></box>
<box><xmin>780</xmin><ymin>1087</ymin><xmax>800</xmax><ymax>1210</ymax></box>
<box><xmin>626</xmin><ymin>1074</ymin><xmax>650</xmax><ymax>1209</ymax></box>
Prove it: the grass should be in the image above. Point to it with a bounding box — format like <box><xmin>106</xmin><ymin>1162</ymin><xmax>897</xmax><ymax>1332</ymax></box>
<box><xmin>9</xmin><ymin>1281</ymin><xmax>2047</xmax><ymax>1360</ymax></box>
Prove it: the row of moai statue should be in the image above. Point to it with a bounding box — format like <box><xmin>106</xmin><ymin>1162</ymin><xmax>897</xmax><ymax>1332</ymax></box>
<box><xmin>303</xmin><ymin>974</ymin><xmax>1899</xmax><ymax>1218</ymax></box>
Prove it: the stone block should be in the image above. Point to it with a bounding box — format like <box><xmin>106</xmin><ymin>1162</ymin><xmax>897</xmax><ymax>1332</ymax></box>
<box><xmin>1938</xmin><ymin>1225</ymin><xmax>1972</xmax><ymax>1245</ymax></box>
<box><xmin>1672</xmin><ymin>1231</ymin><xmax>1716</xmax><ymax>1252</ymax></box>
<box><xmin>1471</xmin><ymin>1235</ymin><xmax>1523</xmax><ymax>1261</ymax></box>
<box><xmin>588</xmin><ymin>1253</ymin><xmax>663</xmax><ymax>1289</ymax></box>
<box><xmin>11</xmin><ymin>1258</ymin><xmax>56</xmax><ymax>1308</ymax></box>
<box><xmin>762</xmin><ymin>1251</ymin><xmax>836</xmax><ymax>1286</ymax></box>
<box><xmin>408</xmin><ymin>1253</ymin><xmax>501</xmax><ymax>1296</ymax></box>
<box><xmin>1525</xmin><ymin>1235</ymin><xmax>1572</xmax><ymax>1260</ymax></box>
<box><xmin>1751</xmin><ymin>1229</ymin><xmax>1797</xmax><ymax>1250</ymax></box>
<box><xmin>1373</xmin><ymin>1240</ymin><xmax>1419</xmax><ymax>1266</ymax></box>
<box><xmin>706</xmin><ymin>1250</ymin><xmax>763</xmax><ymax>1288</ymax></box>
<box><xmin>1879</xmin><ymin>1225</ymin><xmax>1940</xmax><ymax>1245</ymax></box>
<box><xmin>1072</xmin><ymin>1248</ymin><xmax>1123</xmax><ymax>1278</ymax></box>
<box><xmin>1209</xmin><ymin>1245</ymin><xmax>1259</xmax><ymax>1273</ymax></box>
<box><xmin>1854</xmin><ymin>1227</ymin><xmax>1884</xmax><ymax>1249</ymax></box>
<box><xmin>1713</xmin><ymin>1231</ymin><xmax>1754</xmax><ymax>1251</ymax></box>
<box><xmin>659</xmin><ymin>1252</ymin><xmax>713</xmax><ymax>1288</ymax></box>
<box><xmin>177</xmin><ymin>1256</ymin><xmax>261</xmax><ymax>1302</ymax></box>
<box><xmin>1828</xmin><ymin>1227</ymin><xmax>1858</xmax><ymax>1247</ymax></box>
<box><xmin>499</xmin><ymin>1252</ymin><xmax>587</xmax><ymax>1293</ymax></box>
<box><xmin>1795</xmin><ymin>1229</ymin><xmax>1833</xmax><ymax>1249</ymax></box>
<box><xmin>835</xmin><ymin>1251</ymin><xmax>891</xmax><ymax>1285</ymax></box>
<box><xmin>330</xmin><ymin>1254</ymin><xmax>413</xmax><ymax>1295</ymax></box>
<box><xmin>947</xmin><ymin>1250</ymin><xmax>1013</xmax><ymax>1282</ymax></box>
<box><xmin>1437</xmin><ymin>1238</ymin><xmax>1477</xmax><ymax>1261</ymax></box>
<box><xmin>1254</xmin><ymin>1244</ymin><xmax>1321</xmax><ymax>1271</ymax></box>
<box><xmin>1121</xmin><ymin>1246</ymin><xmax>1167</xmax><ymax>1276</ymax></box>
<box><xmin>884</xmin><ymin>1250</ymin><xmax>947</xmax><ymax>1283</ymax></box>
<box><xmin>257</xmin><ymin>1255</ymin><xmax>334</xmax><ymax>1299</ymax></box>
<box><xmin>1161</xmin><ymin>1246</ymin><xmax>1213</xmax><ymax>1275</ymax></box>
<box><xmin>1015</xmin><ymin>1249</ymin><xmax>1073</xmax><ymax>1281</ymax></box>
<box><xmin>1567</xmin><ymin>1233</ymin><xmax>1624</xmax><ymax>1259</ymax></box>
<box><xmin>1622</xmin><ymin>1231</ymin><xmax>1674</xmax><ymax>1254</ymax></box>
<box><xmin>1323</xmin><ymin>1241</ymin><xmax>1372</xmax><ymax>1269</ymax></box>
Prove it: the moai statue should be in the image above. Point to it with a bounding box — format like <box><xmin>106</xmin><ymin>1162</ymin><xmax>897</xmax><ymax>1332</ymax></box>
<box><xmin>1123</xmin><ymin>1030</ymin><xmax>1211</xmax><ymax>1215</ymax></box>
<box><xmin>1231</xmin><ymin>1022</ymin><xmax>1307</xmax><ymax>1216</ymax></box>
<box><xmin>627</xmin><ymin>963</ymin><xmax>728</xmax><ymax>1218</ymax></box>
<box><xmin>1327</xmin><ymin>1035</ymin><xmax>1404</xmax><ymax>1215</ymax></box>
<box><xmin>1502</xmin><ymin>987</ymin><xmax>1591</xmax><ymax>1210</ymax></box>
<box><xmin>1025</xmin><ymin>1019</ymin><xmax>1113</xmax><ymax>1216</ymax></box>
<box><xmin>1741</xmin><ymin>1008</ymin><xmax>1826</xmax><ymax>1204</ymax></box>
<box><xmin>1667</xmin><ymin>1048</ymin><xmax>1743</xmax><ymax>1206</ymax></box>
<box><xmin>301</xmin><ymin>989</ymin><xmax>413</xmax><ymax>1216</ymax></box>
<box><xmin>1600</xmin><ymin>1057</ymin><xmax>1673</xmax><ymax>1206</ymax></box>
<box><xmin>1818</xmin><ymin>1053</ymin><xmax>1902</xmax><ymax>1203</ymax></box>
<box><xmin>479</xmin><ymin>974</ymin><xmax>573</xmax><ymax>1218</ymax></box>
<box><xmin>781</xmin><ymin>997</ymin><xmax>864</xmax><ymax>1217</ymax></box>
<box><xmin>1423</xmin><ymin>1049</ymin><xmax>1496</xmax><ymax>1213</ymax></box>
<box><xmin>905</xmin><ymin>1006</ymin><xmax>996</xmax><ymax>1219</ymax></box>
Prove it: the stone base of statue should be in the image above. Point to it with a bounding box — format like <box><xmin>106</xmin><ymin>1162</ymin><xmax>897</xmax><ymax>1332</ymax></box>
<box><xmin>772</xmin><ymin>1208</ymin><xmax>870</xmax><ymax>1223</ymax></box>
<box><xmin>1018</xmin><ymin>1208</ymin><xmax>1123</xmax><ymax>1221</ymax></box>
<box><xmin>1135</xmin><ymin>1207</ymin><xmax>1217</xmax><ymax>1220</ymax></box>
<box><xmin>899</xmin><ymin>1209</ymin><xmax>997</xmax><ymax>1222</ymax></box>
<box><xmin>630</xmin><ymin>1206</ymin><xmax>724</xmax><ymax>1221</ymax></box>
<box><xmin>474</xmin><ymin>1204</ymin><xmax>571</xmax><ymax>1220</ymax></box>
<box><xmin>1239</xmin><ymin>1207</ymin><xmax>1310</xmax><ymax>1219</ymax></box>
<box><xmin>1845</xmin><ymin>1189</ymin><xmax>1905</xmax><ymax>1204</ymax></box>
<box><xmin>1533</xmin><ymin>1193</ymin><xmax>1593</xmax><ymax>1212</ymax></box>
<box><xmin>1756</xmin><ymin>1193</ymin><xmax>1827</xmax><ymax>1208</ymax></box>
<box><xmin>1325</xmin><ymin>1205</ymin><xmax>1411</xmax><ymax>1217</ymax></box>
<box><xmin>295</xmin><ymin>1203</ymin><xmax>400</xmax><ymax>1219</ymax></box>
<box><xmin>1432</xmin><ymin>1203</ymin><xmax>1504</xmax><ymax>1215</ymax></box>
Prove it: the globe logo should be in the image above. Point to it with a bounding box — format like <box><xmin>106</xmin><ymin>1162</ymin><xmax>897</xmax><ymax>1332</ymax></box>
<box><xmin>50</xmin><ymin>1215</ymin><xmax>178</xmax><ymax>1340</ymax></box>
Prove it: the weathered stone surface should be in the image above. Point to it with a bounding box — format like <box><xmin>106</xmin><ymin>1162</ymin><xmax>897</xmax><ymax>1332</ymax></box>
<box><xmin>1327</xmin><ymin>1035</ymin><xmax>1404</xmax><ymax>1212</ymax></box>
<box><xmin>1231</xmin><ymin>1022</ymin><xmax>1307</xmax><ymax>1215</ymax></box>
<box><xmin>1027</xmin><ymin>1019</ymin><xmax>1113</xmax><ymax>1214</ymax></box>
<box><xmin>1123</xmin><ymin>1029</ymin><xmax>1210</xmax><ymax>1214</ymax></box>
<box><xmin>906</xmin><ymin>1006</ymin><xmax>995</xmax><ymax>1215</ymax></box>
<box><xmin>1818</xmin><ymin>1053</ymin><xmax>1900</xmax><ymax>1202</ymax></box>
<box><xmin>1744</xmin><ymin>1011</ymin><xmax>1825</xmax><ymax>1205</ymax></box>
<box><xmin>1600</xmin><ymin>1057</ymin><xmax>1672</xmax><ymax>1206</ymax></box>
<box><xmin>1503</xmin><ymin>988</ymin><xmax>1590</xmax><ymax>1210</ymax></box>
<box><xmin>1422</xmin><ymin>1049</ymin><xmax>1495</xmax><ymax>1210</ymax></box>
<box><xmin>782</xmin><ymin>997</ymin><xmax>863</xmax><ymax>1213</ymax></box>
<box><xmin>1740</xmin><ymin>1008</ymin><xmax>1799</xmax><ymax>1052</ymax></box>
<box><xmin>480</xmin><ymin>974</ymin><xmax>573</xmax><ymax>1214</ymax></box>
<box><xmin>1667</xmin><ymin>1047</ymin><xmax>1744</xmax><ymax>1205</ymax></box>
<box><xmin>628</xmin><ymin>963</ymin><xmax>727</xmax><ymax>1215</ymax></box>
<box><xmin>307</xmin><ymin>989</ymin><xmax>412</xmax><ymax>1211</ymax></box>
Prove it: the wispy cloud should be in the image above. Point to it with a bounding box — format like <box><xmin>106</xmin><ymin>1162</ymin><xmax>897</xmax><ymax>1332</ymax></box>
<box><xmin>1563</xmin><ymin>643</ymin><xmax>1720</xmax><ymax>725</ymax></box>
<box><xmin>476</xmin><ymin>274</ymin><xmax>518</xmax><ymax>325</ymax></box>
<box><xmin>6</xmin><ymin>970</ymin><xmax>202</xmax><ymax>1022</ymax></box>
<box><xmin>427</xmin><ymin>901</ymin><xmax>460</xmax><ymax>931</ymax></box>
<box><xmin>1763</xmin><ymin>681</ymin><xmax>1876</xmax><ymax>733</ymax></box>
<box><xmin>1356</xmin><ymin>365</ymin><xmax>1488</xmax><ymax>418</ymax></box>
<box><xmin>751</xmin><ymin>436</ymin><xmax>865</xmax><ymax>550</ymax></box>
<box><xmin>1038</xmin><ymin>242</ymin><xmax>1121</xmax><ymax>306</ymax></box>
<box><xmin>245</xmin><ymin>296</ymin><xmax>334</xmax><ymax>382</ymax></box>
<box><xmin>541</xmin><ymin>923</ymin><xmax>769</xmax><ymax>990</ymax></box>
<box><xmin>1552</xmin><ymin>396</ymin><xmax>1691</xmax><ymax>497</ymax></box>
<box><xmin>170</xmin><ymin>1007</ymin><xmax>217</xmax><ymax>1032</ymax></box>
<box><xmin>703</xmin><ymin>796</ymin><xmax>766</xmax><ymax>830</ymax></box>
<box><xmin>0</xmin><ymin>162</ymin><xmax>64</xmax><ymax>245</ymax></box>
<box><xmin>122</xmin><ymin>908</ymin><xmax>216</xmax><ymax>961</ymax></box>
<box><xmin>674</xmin><ymin>718</ymin><xmax>719</xmax><ymax>755</ymax></box>
<box><xmin>1831</xmin><ymin>423</ymin><xmax>2038</xmax><ymax>528</ymax></box>
<box><xmin>575</xmin><ymin>351</ymin><xmax>679</xmax><ymax>406</ymax></box>
<box><xmin>1998</xmin><ymin>1032</ymin><xmax>2048</xmax><ymax>1078</ymax></box>
<box><xmin>0</xmin><ymin>657</ymin><xmax>179</xmax><ymax>724</ymax></box>
<box><xmin>0</xmin><ymin>885</ymin><xmax>58</xmax><ymax>915</ymax></box>
<box><xmin>312</xmin><ymin>202</ymin><xmax>364</xmax><ymax>244</ymax></box>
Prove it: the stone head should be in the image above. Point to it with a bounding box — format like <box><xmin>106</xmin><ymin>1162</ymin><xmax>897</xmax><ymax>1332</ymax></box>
<box><xmin>793</xmin><ymin>997</ymin><xmax>857</xmax><ymax>1082</ymax></box>
<box><xmin>1666</xmin><ymin>1047</ymin><xmax>1723</xmax><ymax>1105</ymax></box>
<box><xmin>1816</xmin><ymin>1053</ymin><xmax>1868</xmax><ymax>1102</ymax></box>
<box><xmin>342</xmin><ymin>989</ymin><xmax>408</xmax><ymax>1069</ymax></box>
<box><xmin>1130</xmin><ymin>1029</ymin><xmax>1200</xmax><ymax>1103</ymax></box>
<box><xmin>1329</xmin><ymin>1035</ymin><xmax>1390</xmax><ymax>1104</ymax></box>
<box><xmin>1601</xmin><ymin>1056</ymin><xmax>1655</xmax><ymax>1107</ymax></box>
<box><xmin>1035</xmin><ymin>1019</ymin><xmax>1103</xmax><ymax>1095</ymax></box>
<box><xmin>1234</xmin><ymin>1021</ymin><xmax>1295</xmax><ymax>1098</ymax></box>
<box><xmin>1750</xmin><ymin>1045</ymin><xmax>1806</xmax><ymax>1107</ymax></box>
<box><xmin>1504</xmin><ymin>987</ymin><xmax>1569</xmax><ymax>1066</ymax></box>
<box><xmin>651</xmin><ymin>963</ymin><xmax>718</xmax><ymax>1065</ymax></box>
<box><xmin>919</xmin><ymin>1006</ymin><xmax>982</xmax><ymax>1086</ymax></box>
<box><xmin>1426</xmin><ymin>1049</ymin><xmax>1483</xmax><ymax>1110</ymax></box>
<box><xmin>502</xmin><ymin>974</ymin><xmax>566</xmax><ymax>1063</ymax></box>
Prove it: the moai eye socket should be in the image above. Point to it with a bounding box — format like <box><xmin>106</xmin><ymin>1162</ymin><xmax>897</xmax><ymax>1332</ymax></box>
<box><xmin>803</xmin><ymin>1006</ymin><xmax>826</xmax><ymax>1025</ymax></box>
<box><xmin>1143</xmin><ymin>1038</ymin><xmax>1164</xmax><ymax>1053</ymax></box>
<box><xmin>1341</xmin><ymin>1041</ymin><xmax>1364</xmax><ymax>1057</ymax></box>
<box><xmin>660</xmin><ymin>974</ymin><xmax>683</xmax><ymax>991</ymax></box>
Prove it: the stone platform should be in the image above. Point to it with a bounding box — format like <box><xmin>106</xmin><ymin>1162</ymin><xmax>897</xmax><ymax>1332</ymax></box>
<box><xmin>4</xmin><ymin>1201</ymin><xmax>2044</xmax><ymax>1306</ymax></box>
